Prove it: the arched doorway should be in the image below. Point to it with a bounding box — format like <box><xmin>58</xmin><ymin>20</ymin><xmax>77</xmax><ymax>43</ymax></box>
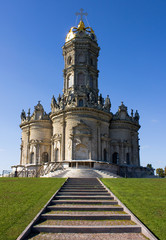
<box><xmin>42</xmin><ymin>152</ymin><xmax>48</xmax><ymax>163</ymax></box>
<box><xmin>30</xmin><ymin>152</ymin><xmax>34</xmax><ymax>164</ymax></box>
<box><xmin>112</xmin><ymin>152</ymin><xmax>119</xmax><ymax>164</ymax></box>
<box><xmin>126</xmin><ymin>153</ymin><xmax>130</xmax><ymax>165</ymax></box>
<box><xmin>103</xmin><ymin>149</ymin><xmax>107</xmax><ymax>161</ymax></box>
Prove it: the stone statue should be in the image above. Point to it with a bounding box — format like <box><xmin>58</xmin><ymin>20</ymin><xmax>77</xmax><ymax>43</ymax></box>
<box><xmin>27</xmin><ymin>108</ymin><xmax>31</xmax><ymax>121</ymax></box>
<box><xmin>104</xmin><ymin>95</ymin><xmax>111</xmax><ymax>111</ymax></box>
<box><xmin>21</xmin><ymin>109</ymin><xmax>26</xmax><ymax>120</ymax></box>
<box><xmin>131</xmin><ymin>109</ymin><xmax>133</xmax><ymax>118</ymax></box>
<box><xmin>57</xmin><ymin>94</ymin><xmax>61</xmax><ymax>105</ymax></box>
<box><xmin>134</xmin><ymin>110</ymin><xmax>140</xmax><ymax>122</ymax></box>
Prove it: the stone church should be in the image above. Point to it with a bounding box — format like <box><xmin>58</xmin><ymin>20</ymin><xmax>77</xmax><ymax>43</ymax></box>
<box><xmin>17</xmin><ymin>14</ymin><xmax>150</xmax><ymax>177</ymax></box>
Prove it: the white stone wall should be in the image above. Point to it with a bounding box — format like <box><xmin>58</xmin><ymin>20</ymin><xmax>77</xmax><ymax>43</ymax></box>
<box><xmin>20</xmin><ymin>120</ymin><xmax>52</xmax><ymax>165</ymax></box>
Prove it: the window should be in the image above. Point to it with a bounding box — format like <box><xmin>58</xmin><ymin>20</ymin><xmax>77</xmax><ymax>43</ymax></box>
<box><xmin>30</xmin><ymin>152</ymin><xmax>34</xmax><ymax>164</ymax></box>
<box><xmin>67</xmin><ymin>56</ymin><xmax>72</xmax><ymax>65</ymax></box>
<box><xmin>78</xmin><ymin>73</ymin><xmax>85</xmax><ymax>86</ymax></box>
<box><xmin>126</xmin><ymin>153</ymin><xmax>130</xmax><ymax>165</ymax></box>
<box><xmin>112</xmin><ymin>152</ymin><xmax>119</xmax><ymax>164</ymax></box>
<box><xmin>104</xmin><ymin>149</ymin><xmax>107</xmax><ymax>161</ymax></box>
<box><xmin>78</xmin><ymin>99</ymin><xmax>83</xmax><ymax>107</ymax></box>
<box><xmin>68</xmin><ymin>74</ymin><xmax>73</xmax><ymax>88</ymax></box>
<box><xmin>42</xmin><ymin>152</ymin><xmax>48</xmax><ymax>163</ymax></box>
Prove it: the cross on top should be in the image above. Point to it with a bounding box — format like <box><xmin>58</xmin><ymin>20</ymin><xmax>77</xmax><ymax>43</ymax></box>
<box><xmin>75</xmin><ymin>8</ymin><xmax>88</xmax><ymax>21</ymax></box>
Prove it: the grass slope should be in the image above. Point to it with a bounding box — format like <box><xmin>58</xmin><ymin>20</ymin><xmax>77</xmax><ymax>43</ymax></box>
<box><xmin>101</xmin><ymin>178</ymin><xmax>166</xmax><ymax>240</ymax></box>
<box><xmin>0</xmin><ymin>178</ymin><xmax>65</xmax><ymax>240</ymax></box>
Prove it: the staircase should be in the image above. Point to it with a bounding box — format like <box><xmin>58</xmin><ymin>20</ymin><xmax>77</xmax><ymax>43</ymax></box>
<box><xmin>28</xmin><ymin>178</ymin><xmax>148</xmax><ymax>239</ymax></box>
<box><xmin>44</xmin><ymin>168</ymin><xmax>121</xmax><ymax>178</ymax></box>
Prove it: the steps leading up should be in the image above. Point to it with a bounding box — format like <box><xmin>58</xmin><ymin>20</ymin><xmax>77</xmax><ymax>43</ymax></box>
<box><xmin>25</xmin><ymin>178</ymin><xmax>149</xmax><ymax>239</ymax></box>
<box><xmin>46</xmin><ymin>169</ymin><xmax>121</xmax><ymax>178</ymax></box>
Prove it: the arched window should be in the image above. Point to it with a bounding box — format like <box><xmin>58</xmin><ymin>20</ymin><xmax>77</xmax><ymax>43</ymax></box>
<box><xmin>30</xmin><ymin>152</ymin><xmax>34</xmax><ymax>164</ymax></box>
<box><xmin>67</xmin><ymin>56</ymin><xmax>72</xmax><ymax>65</ymax></box>
<box><xmin>112</xmin><ymin>152</ymin><xmax>119</xmax><ymax>164</ymax></box>
<box><xmin>104</xmin><ymin>149</ymin><xmax>107</xmax><ymax>161</ymax></box>
<box><xmin>126</xmin><ymin>153</ymin><xmax>130</xmax><ymax>165</ymax></box>
<box><xmin>78</xmin><ymin>54</ymin><xmax>85</xmax><ymax>63</ymax></box>
<box><xmin>55</xmin><ymin>149</ymin><xmax>59</xmax><ymax>162</ymax></box>
<box><xmin>42</xmin><ymin>152</ymin><xmax>48</xmax><ymax>163</ymax></box>
<box><xmin>78</xmin><ymin>73</ymin><xmax>85</xmax><ymax>86</ymax></box>
<box><xmin>68</xmin><ymin>74</ymin><xmax>73</xmax><ymax>88</ymax></box>
<box><xmin>78</xmin><ymin>99</ymin><xmax>83</xmax><ymax>107</ymax></box>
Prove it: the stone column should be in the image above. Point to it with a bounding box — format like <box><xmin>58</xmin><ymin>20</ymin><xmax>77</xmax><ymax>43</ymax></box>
<box><xmin>26</xmin><ymin>128</ymin><xmax>30</xmax><ymax>164</ymax></box>
<box><xmin>38</xmin><ymin>144</ymin><xmax>41</xmax><ymax>165</ymax></box>
<box><xmin>62</xmin><ymin>116</ymin><xmax>66</xmax><ymax>161</ymax></box>
<box><xmin>20</xmin><ymin>142</ymin><xmax>23</xmax><ymax>165</ymax></box>
<box><xmin>34</xmin><ymin>145</ymin><xmax>37</xmax><ymax>165</ymax></box>
<box><xmin>116</xmin><ymin>145</ymin><xmax>120</xmax><ymax>164</ymax></box>
<box><xmin>89</xmin><ymin>137</ymin><xmax>92</xmax><ymax>160</ymax></box>
<box><xmin>51</xmin><ymin>141</ymin><xmax>54</xmax><ymax>162</ymax></box>
<box><xmin>98</xmin><ymin>124</ymin><xmax>101</xmax><ymax>160</ymax></box>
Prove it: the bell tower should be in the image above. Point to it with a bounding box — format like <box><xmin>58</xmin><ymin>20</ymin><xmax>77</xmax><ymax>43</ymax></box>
<box><xmin>62</xmin><ymin>10</ymin><xmax>100</xmax><ymax>106</ymax></box>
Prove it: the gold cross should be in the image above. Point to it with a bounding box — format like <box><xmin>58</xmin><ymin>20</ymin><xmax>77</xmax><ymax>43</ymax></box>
<box><xmin>75</xmin><ymin>8</ymin><xmax>88</xmax><ymax>21</ymax></box>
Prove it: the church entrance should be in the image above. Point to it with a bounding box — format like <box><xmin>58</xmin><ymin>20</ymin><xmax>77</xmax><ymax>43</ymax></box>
<box><xmin>69</xmin><ymin>161</ymin><xmax>94</xmax><ymax>168</ymax></box>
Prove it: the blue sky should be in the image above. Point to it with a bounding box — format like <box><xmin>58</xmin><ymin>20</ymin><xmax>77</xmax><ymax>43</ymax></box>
<box><xmin>0</xmin><ymin>0</ymin><xmax>166</xmax><ymax>174</ymax></box>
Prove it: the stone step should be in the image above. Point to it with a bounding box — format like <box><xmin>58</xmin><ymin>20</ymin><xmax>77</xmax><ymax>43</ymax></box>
<box><xmin>54</xmin><ymin>196</ymin><xmax>114</xmax><ymax>200</ymax></box>
<box><xmin>33</xmin><ymin>225</ymin><xmax>141</xmax><ymax>233</ymax></box>
<box><xmin>64</xmin><ymin>184</ymin><xmax>102</xmax><ymax>187</ymax></box>
<box><xmin>63</xmin><ymin>185</ymin><xmax>102</xmax><ymax>188</ymax></box>
<box><xmin>47</xmin><ymin>205</ymin><xmax>123</xmax><ymax>211</ymax></box>
<box><xmin>30</xmin><ymin>232</ymin><xmax>149</xmax><ymax>240</ymax></box>
<box><xmin>57</xmin><ymin>192</ymin><xmax>110</xmax><ymax>195</ymax></box>
<box><xmin>39</xmin><ymin>219</ymin><xmax>135</xmax><ymax>226</ymax></box>
<box><xmin>51</xmin><ymin>200</ymin><xmax>118</xmax><ymax>205</ymax></box>
<box><xmin>61</xmin><ymin>186</ymin><xmax>105</xmax><ymax>190</ymax></box>
<box><xmin>41</xmin><ymin>213</ymin><xmax>131</xmax><ymax>220</ymax></box>
<box><xmin>59</xmin><ymin>189</ymin><xmax>107</xmax><ymax>192</ymax></box>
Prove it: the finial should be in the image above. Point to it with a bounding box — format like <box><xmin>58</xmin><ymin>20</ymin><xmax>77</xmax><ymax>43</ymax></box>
<box><xmin>131</xmin><ymin>109</ymin><xmax>133</xmax><ymax>117</ymax></box>
<box><xmin>75</xmin><ymin>8</ymin><xmax>88</xmax><ymax>21</ymax></box>
<box><xmin>28</xmin><ymin>108</ymin><xmax>30</xmax><ymax>116</ymax></box>
<box><xmin>38</xmin><ymin>100</ymin><xmax>41</xmax><ymax>104</ymax></box>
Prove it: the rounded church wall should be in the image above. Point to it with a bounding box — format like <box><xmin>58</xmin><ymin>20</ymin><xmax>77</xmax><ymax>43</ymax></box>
<box><xmin>110</xmin><ymin>128</ymin><xmax>131</xmax><ymax>141</ymax></box>
<box><xmin>29</xmin><ymin>121</ymin><xmax>52</xmax><ymax>141</ymax></box>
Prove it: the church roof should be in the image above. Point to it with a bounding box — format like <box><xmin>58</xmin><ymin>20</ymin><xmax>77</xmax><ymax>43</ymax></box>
<box><xmin>65</xmin><ymin>20</ymin><xmax>97</xmax><ymax>42</ymax></box>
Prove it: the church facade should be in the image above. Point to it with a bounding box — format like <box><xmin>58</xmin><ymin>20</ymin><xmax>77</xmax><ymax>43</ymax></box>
<box><xmin>19</xmin><ymin>18</ymin><xmax>142</xmax><ymax>173</ymax></box>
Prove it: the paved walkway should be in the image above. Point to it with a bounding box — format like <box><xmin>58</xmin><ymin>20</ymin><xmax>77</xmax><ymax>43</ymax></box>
<box><xmin>26</xmin><ymin>178</ymin><xmax>148</xmax><ymax>240</ymax></box>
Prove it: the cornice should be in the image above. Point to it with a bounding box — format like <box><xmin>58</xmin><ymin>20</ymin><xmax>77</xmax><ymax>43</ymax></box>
<box><xmin>50</xmin><ymin>107</ymin><xmax>112</xmax><ymax>120</ymax></box>
<box><xmin>20</xmin><ymin>119</ymin><xmax>52</xmax><ymax>129</ymax></box>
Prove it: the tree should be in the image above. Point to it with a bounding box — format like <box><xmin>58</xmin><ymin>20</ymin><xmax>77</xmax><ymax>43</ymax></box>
<box><xmin>147</xmin><ymin>164</ymin><xmax>153</xmax><ymax>169</ymax></box>
<box><xmin>156</xmin><ymin>168</ymin><xmax>164</xmax><ymax>178</ymax></box>
<box><xmin>164</xmin><ymin>166</ymin><xmax>166</xmax><ymax>177</ymax></box>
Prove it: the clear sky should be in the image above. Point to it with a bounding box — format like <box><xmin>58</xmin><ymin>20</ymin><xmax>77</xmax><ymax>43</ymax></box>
<box><xmin>0</xmin><ymin>0</ymin><xmax>166</xmax><ymax>174</ymax></box>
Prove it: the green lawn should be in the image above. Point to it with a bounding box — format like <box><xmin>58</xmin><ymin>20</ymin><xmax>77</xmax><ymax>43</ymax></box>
<box><xmin>101</xmin><ymin>178</ymin><xmax>166</xmax><ymax>240</ymax></box>
<box><xmin>0</xmin><ymin>178</ymin><xmax>66</xmax><ymax>240</ymax></box>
